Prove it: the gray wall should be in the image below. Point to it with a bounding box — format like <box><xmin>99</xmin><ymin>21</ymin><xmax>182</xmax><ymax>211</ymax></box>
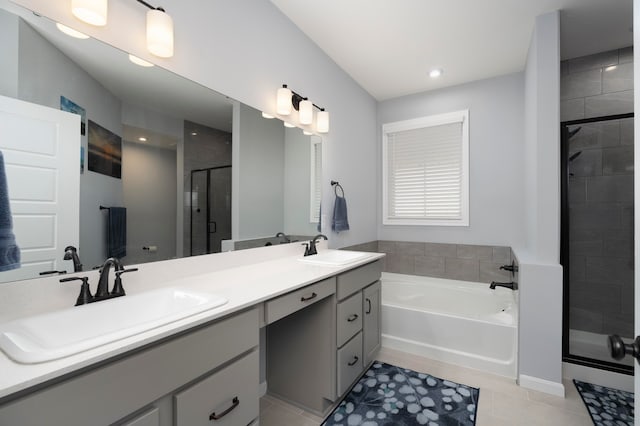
<box><xmin>15</xmin><ymin>0</ymin><xmax>379</xmax><ymax>249</ymax></box>
<box><xmin>377</xmin><ymin>72</ymin><xmax>525</xmax><ymax>247</ymax></box>
<box><xmin>518</xmin><ymin>10</ymin><xmax>563</xmax><ymax>390</ymax></box>
<box><xmin>0</xmin><ymin>10</ymin><xmax>19</xmax><ymax>98</ymax></box>
<box><xmin>122</xmin><ymin>141</ymin><xmax>177</xmax><ymax>265</ymax></box>
<box><xmin>562</xmin><ymin>47</ymin><xmax>634</xmax><ymax>338</ymax></box>
<box><xmin>236</xmin><ymin>104</ymin><xmax>285</xmax><ymax>239</ymax></box>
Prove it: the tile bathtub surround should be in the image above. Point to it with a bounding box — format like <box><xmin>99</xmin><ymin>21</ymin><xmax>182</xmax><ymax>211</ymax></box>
<box><xmin>560</xmin><ymin>46</ymin><xmax>634</xmax><ymax>121</ymax></box>
<box><xmin>342</xmin><ymin>241</ymin><xmax>514</xmax><ymax>284</ymax></box>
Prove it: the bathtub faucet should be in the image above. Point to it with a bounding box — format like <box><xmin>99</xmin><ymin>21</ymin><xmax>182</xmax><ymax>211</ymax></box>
<box><xmin>490</xmin><ymin>281</ymin><xmax>518</xmax><ymax>290</ymax></box>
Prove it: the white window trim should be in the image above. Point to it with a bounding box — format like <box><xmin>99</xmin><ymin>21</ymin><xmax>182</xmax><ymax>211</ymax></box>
<box><xmin>382</xmin><ymin>109</ymin><xmax>469</xmax><ymax>226</ymax></box>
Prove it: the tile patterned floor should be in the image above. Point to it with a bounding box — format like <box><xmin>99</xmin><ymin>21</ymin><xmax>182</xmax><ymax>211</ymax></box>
<box><xmin>259</xmin><ymin>347</ymin><xmax>593</xmax><ymax>426</ymax></box>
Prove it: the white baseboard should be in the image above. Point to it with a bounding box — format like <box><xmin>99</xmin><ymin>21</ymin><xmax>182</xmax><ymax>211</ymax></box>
<box><xmin>259</xmin><ymin>381</ymin><xmax>267</xmax><ymax>398</ymax></box>
<box><xmin>518</xmin><ymin>374</ymin><xmax>565</xmax><ymax>397</ymax></box>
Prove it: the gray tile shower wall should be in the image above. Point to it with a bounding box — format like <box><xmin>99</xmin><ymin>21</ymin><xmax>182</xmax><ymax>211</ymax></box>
<box><xmin>561</xmin><ymin>46</ymin><xmax>634</xmax><ymax>121</ymax></box>
<box><xmin>342</xmin><ymin>241</ymin><xmax>513</xmax><ymax>284</ymax></box>
<box><xmin>561</xmin><ymin>46</ymin><xmax>635</xmax><ymax>338</ymax></box>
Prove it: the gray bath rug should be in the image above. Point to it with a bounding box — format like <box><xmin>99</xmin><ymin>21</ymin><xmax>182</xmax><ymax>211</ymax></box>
<box><xmin>322</xmin><ymin>361</ymin><xmax>479</xmax><ymax>426</ymax></box>
<box><xmin>574</xmin><ymin>380</ymin><xmax>634</xmax><ymax>425</ymax></box>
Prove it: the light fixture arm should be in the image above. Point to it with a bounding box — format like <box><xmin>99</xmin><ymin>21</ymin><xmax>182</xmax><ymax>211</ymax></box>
<box><xmin>282</xmin><ymin>84</ymin><xmax>325</xmax><ymax>112</ymax></box>
<box><xmin>135</xmin><ymin>0</ymin><xmax>164</xmax><ymax>11</ymax></box>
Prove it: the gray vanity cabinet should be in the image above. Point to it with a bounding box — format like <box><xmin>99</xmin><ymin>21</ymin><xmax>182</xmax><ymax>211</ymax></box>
<box><xmin>0</xmin><ymin>308</ymin><xmax>259</xmax><ymax>426</ymax></box>
<box><xmin>363</xmin><ymin>281</ymin><xmax>382</xmax><ymax>365</ymax></box>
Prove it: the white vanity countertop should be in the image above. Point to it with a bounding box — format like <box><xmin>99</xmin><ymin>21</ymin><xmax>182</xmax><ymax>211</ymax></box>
<box><xmin>0</xmin><ymin>249</ymin><xmax>384</xmax><ymax>401</ymax></box>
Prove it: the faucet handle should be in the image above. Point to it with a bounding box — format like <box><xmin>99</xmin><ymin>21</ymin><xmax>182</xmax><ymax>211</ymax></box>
<box><xmin>112</xmin><ymin>268</ymin><xmax>138</xmax><ymax>296</ymax></box>
<box><xmin>302</xmin><ymin>243</ymin><xmax>310</xmax><ymax>256</ymax></box>
<box><xmin>60</xmin><ymin>276</ymin><xmax>93</xmax><ymax>306</ymax></box>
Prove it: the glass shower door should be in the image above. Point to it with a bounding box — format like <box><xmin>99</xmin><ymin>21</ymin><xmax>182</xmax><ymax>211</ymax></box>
<box><xmin>190</xmin><ymin>166</ymin><xmax>231</xmax><ymax>256</ymax></box>
<box><xmin>562</xmin><ymin>114</ymin><xmax>634</xmax><ymax>373</ymax></box>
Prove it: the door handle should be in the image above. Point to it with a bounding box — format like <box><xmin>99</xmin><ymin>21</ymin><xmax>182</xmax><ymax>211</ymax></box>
<box><xmin>607</xmin><ymin>334</ymin><xmax>640</xmax><ymax>361</ymax></box>
<box><xmin>208</xmin><ymin>221</ymin><xmax>217</xmax><ymax>233</ymax></box>
<box><xmin>365</xmin><ymin>298</ymin><xmax>372</xmax><ymax>314</ymax></box>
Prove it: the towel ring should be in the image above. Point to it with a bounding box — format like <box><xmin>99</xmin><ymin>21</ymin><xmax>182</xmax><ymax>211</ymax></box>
<box><xmin>331</xmin><ymin>180</ymin><xmax>345</xmax><ymax>197</ymax></box>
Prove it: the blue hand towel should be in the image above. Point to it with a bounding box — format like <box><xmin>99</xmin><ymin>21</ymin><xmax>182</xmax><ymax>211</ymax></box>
<box><xmin>107</xmin><ymin>207</ymin><xmax>127</xmax><ymax>259</ymax></box>
<box><xmin>0</xmin><ymin>151</ymin><xmax>20</xmax><ymax>271</ymax></box>
<box><xmin>332</xmin><ymin>195</ymin><xmax>350</xmax><ymax>233</ymax></box>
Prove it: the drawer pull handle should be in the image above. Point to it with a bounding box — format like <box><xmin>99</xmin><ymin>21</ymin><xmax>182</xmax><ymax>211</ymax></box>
<box><xmin>347</xmin><ymin>314</ymin><xmax>359</xmax><ymax>322</ymax></box>
<box><xmin>365</xmin><ymin>298</ymin><xmax>372</xmax><ymax>314</ymax></box>
<box><xmin>209</xmin><ymin>396</ymin><xmax>239</xmax><ymax>421</ymax></box>
<box><xmin>348</xmin><ymin>356</ymin><xmax>359</xmax><ymax>366</ymax></box>
<box><xmin>301</xmin><ymin>292</ymin><xmax>317</xmax><ymax>302</ymax></box>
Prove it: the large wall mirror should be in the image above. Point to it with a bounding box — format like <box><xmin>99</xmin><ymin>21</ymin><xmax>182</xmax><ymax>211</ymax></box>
<box><xmin>0</xmin><ymin>1</ymin><xmax>322</xmax><ymax>283</ymax></box>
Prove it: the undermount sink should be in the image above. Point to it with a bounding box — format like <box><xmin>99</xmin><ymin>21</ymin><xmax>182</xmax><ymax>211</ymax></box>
<box><xmin>0</xmin><ymin>287</ymin><xmax>228</xmax><ymax>364</ymax></box>
<box><xmin>298</xmin><ymin>250</ymin><xmax>373</xmax><ymax>266</ymax></box>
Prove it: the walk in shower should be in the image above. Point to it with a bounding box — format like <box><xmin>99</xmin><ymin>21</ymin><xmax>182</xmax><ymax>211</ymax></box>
<box><xmin>190</xmin><ymin>166</ymin><xmax>232</xmax><ymax>255</ymax></box>
<box><xmin>561</xmin><ymin>113</ymin><xmax>634</xmax><ymax>374</ymax></box>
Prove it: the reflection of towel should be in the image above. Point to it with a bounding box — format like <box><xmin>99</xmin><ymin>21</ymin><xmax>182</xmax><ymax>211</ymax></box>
<box><xmin>0</xmin><ymin>152</ymin><xmax>20</xmax><ymax>271</ymax></box>
<box><xmin>107</xmin><ymin>207</ymin><xmax>126</xmax><ymax>258</ymax></box>
<box><xmin>331</xmin><ymin>195</ymin><xmax>350</xmax><ymax>233</ymax></box>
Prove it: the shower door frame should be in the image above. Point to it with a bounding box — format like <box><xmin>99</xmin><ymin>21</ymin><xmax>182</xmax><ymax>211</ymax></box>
<box><xmin>189</xmin><ymin>165</ymin><xmax>232</xmax><ymax>256</ymax></box>
<box><xmin>560</xmin><ymin>112</ymin><xmax>634</xmax><ymax>375</ymax></box>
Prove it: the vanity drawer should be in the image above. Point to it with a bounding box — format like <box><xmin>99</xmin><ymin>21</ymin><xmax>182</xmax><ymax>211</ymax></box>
<box><xmin>175</xmin><ymin>350</ymin><xmax>259</xmax><ymax>426</ymax></box>
<box><xmin>336</xmin><ymin>291</ymin><xmax>363</xmax><ymax>347</ymax></box>
<box><xmin>336</xmin><ymin>260</ymin><xmax>382</xmax><ymax>301</ymax></box>
<box><xmin>265</xmin><ymin>277</ymin><xmax>336</xmax><ymax>324</ymax></box>
<box><xmin>337</xmin><ymin>332</ymin><xmax>363</xmax><ymax>396</ymax></box>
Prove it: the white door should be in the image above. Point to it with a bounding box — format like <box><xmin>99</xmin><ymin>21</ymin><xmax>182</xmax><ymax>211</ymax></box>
<box><xmin>635</xmin><ymin>0</ymin><xmax>640</xmax><ymax>404</ymax></box>
<box><xmin>0</xmin><ymin>95</ymin><xmax>80</xmax><ymax>281</ymax></box>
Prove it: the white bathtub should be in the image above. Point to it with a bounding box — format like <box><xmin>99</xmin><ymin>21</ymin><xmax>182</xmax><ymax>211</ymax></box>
<box><xmin>381</xmin><ymin>272</ymin><xmax>518</xmax><ymax>378</ymax></box>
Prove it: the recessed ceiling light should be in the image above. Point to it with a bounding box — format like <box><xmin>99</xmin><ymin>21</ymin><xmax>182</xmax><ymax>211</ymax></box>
<box><xmin>191</xmin><ymin>132</ymin><xmax>198</xmax><ymax>136</ymax></box>
<box><xmin>605</xmin><ymin>65</ymin><xmax>618</xmax><ymax>72</ymax></box>
<box><xmin>128</xmin><ymin>54</ymin><xmax>154</xmax><ymax>67</ymax></box>
<box><xmin>261</xmin><ymin>112</ymin><xmax>275</xmax><ymax>119</ymax></box>
<box><xmin>56</xmin><ymin>23</ymin><xmax>89</xmax><ymax>39</ymax></box>
<box><xmin>429</xmin><ymin>68</ymin><xmax>443</xmax><ymax>78</ymax></box>
<box><xmin>138</xmin><ymin>137</ymin><xmax>147</xmax><ymax>142</ymax></box>
<box><xmin>284</xmin><ymin>122</ymin><xmax>295</xmax><ymax>128</ymax></box>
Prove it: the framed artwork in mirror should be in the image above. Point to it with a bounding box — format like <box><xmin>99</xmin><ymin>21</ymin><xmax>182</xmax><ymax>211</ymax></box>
<box><xmin>88</xmin><ymin>120</ymin><xmax>122</xmax><ymax>179</ymax></box>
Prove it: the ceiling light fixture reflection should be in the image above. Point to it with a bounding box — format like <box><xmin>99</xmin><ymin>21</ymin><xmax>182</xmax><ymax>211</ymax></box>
<box><xmin>303</xmin><ymin>130</ymin><xmax>313</xmax><ymax>136</ymax></box>
<box><xmin>429</xmin><ymin>68</ymin><xmax>443</xmax><ymax>78</ymax></box>
<box><xmin>56</xmin><ymin>23</ymin><xmax>90</xmax><ymax>39</ymax></box>
<box><xmin>128</xmin><ymin>54</ymin><xmax>154</xmax><ymax>67</ymax></box>
<box><xmin>138</xmin><ymin>137</ymin><xmax>147</xmax><ymax>142</ymax></box>
<box><xmin>191</xmin><ymin>132</ymin><xmax>198</xmax><ymax>136</ymax></box>
<box><xmin>261</xmin><ymin>112</ymin><xmax>275</xmax><ymax>119</ymax></box>
<box><xmin>283</xmin><ymin>122</ymin><xmax>295</xmax><ymax>128</ymax></box>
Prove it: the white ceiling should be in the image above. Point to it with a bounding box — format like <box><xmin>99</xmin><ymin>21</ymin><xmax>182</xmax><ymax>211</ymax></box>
<box><xmin>271</xmin><ymin>0</ymin><xmax>633</xmax><ymax>101</ymax></box>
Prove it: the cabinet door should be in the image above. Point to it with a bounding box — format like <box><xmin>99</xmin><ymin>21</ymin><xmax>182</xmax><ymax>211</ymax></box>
<box><xmin>120</xmin><ymin>407</ymin><xmax>160</xmax><ymax>426</ymax></box>
<box><xmin>363</xmin><ymin>281</ymin><xmax>381</xmax><ymax>365</ymax></box>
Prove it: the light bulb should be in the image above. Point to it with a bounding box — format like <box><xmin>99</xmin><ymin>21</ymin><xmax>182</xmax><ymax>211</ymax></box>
<box><xmin>299</xmin><ymin>100</ymin><xmax>313</xmax><ymax>125</ymax></box>
<box><xmin>316</xmin><ymin>110</ymin><xmax>329</xmax><ymax>133</ymax></box>
<box><xmin>71</xmin><ymin>0</ymin><xmax>108</xmax><ymax>26</ymax></box>
<box><xmin>147</xmin><ymin>9</ymin><xmax>174</xmax><ymax>58</ymax></box>
<box><xmin>56</xmin><ymin>23</ymin><xmax>89</xmax><ymax>39</ymax></box>
<box><xmin>277</xmin><ymin>86</ymin><xmax>292</xmax><ymax>115</ymax></box>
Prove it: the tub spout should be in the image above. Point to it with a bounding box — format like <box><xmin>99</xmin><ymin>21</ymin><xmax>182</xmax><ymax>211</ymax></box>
<box><xmin>490</xmin><ymin>281</ymin><xmax>518</xmax><ymax>290</ymax></box>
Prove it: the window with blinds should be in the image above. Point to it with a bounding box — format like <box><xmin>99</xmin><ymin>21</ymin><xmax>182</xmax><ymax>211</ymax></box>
<box><xmin>382</xmin><ymin>110</ymin><xmax>469</xmax><ymax>226</ymax></box>
<box><xmin>310</xmin><ymin>139</ymin><xmax>322</xmax><ymax>223</ymax></box>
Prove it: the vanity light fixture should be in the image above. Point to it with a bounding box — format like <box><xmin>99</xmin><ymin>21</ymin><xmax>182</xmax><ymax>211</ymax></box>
<box><xmin>72</xmin><ymin>0</ymin><xmax>174</xmax><ymax>58</ymax></box>
<box><xmin>128</xmin><ymin>54</ymin><xmax>154</xmax><ymax>67</ymax></box>
<box><xmin>276</xmin><ymin>84</ymin><xmax>329</xmax><ymax>133</ymax></box>
<box><xmin>56</xmin><ymin>23</ymin><xmax>90</xmax><ymax>39</ymax></box>
<box><xmin>71</xmin><ymin>0</ymin><xmax>108</xmax><ymax>26</ymax></box>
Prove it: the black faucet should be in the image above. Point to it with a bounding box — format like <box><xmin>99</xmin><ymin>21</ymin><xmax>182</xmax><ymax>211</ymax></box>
<box><xmin>490</xmin><ymin>281</ymin><xmax>518</xmax><ymax>290</ymax></box>
<box><xmin>276</xmin><ymin>232</ymin><xmax>291</xmax><ymax>243</ymax></box>
<box><xmin>304</xmin><ymin>234</ymin><xmax>328</xmax><ymax>256</ymax></box>
<box><xmin>95</xmin><ymin>258</ymin><xmax>138</xmax><ymax>299</ymax></box>
<box><xmin>63</xmin><ymin>246</ymin><xmax>83</xmax><ymax>272</ymax></box>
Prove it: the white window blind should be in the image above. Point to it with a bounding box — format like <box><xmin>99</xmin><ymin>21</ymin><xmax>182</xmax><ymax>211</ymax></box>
<box><xmin>383</xmin><ymin>110</ymin><xmax>469</xmax><ymax>226</ymax></box>
<box><xmin>310</xmin><ymin>139</ymin><xmax>322</xmax><ymax>223</ymax></box>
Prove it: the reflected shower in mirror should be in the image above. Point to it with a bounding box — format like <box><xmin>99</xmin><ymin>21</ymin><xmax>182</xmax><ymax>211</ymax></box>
<box><xmin>0</xmin><ymin>2</ymin><xmax>321</xmax><ymax>283</ymax></box>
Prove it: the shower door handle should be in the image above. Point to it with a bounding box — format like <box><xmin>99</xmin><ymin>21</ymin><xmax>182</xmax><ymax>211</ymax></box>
<box><xmin>208</xmin><ymin>221</ymin><xmax>217</xmax><ymax>234</ymax></box>
<box><xmin>607</xmin><ymin>335</ymin><xmax>640</xmax><ymax>361</ymax></box>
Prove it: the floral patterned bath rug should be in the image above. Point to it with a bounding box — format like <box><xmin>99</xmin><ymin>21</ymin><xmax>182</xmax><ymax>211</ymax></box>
<box><xmin>322</xmin><ymin>361</ymin><xmax>479</xmax><ymax>426</ymax></box>
<box><xmin>574</xmin><ymin>379</ymin><xmax>634</xmax><ymax>425</ymax></box>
